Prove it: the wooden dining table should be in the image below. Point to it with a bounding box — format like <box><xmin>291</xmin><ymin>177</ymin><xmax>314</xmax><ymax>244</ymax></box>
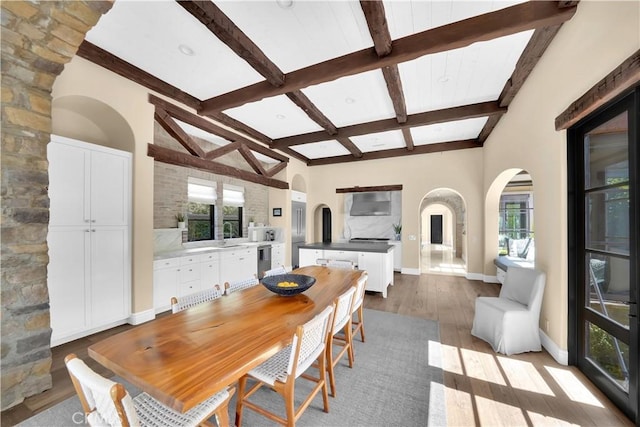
<box><xmin>88</xmin><ymin>265</ymin><xmax>363</xmax><ymax>424</ymax></box>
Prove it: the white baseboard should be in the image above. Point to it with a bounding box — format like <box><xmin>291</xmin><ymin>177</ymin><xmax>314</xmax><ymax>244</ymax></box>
<box><xmin>465</xmin><ymin>272</ymin><xmax>483</xmax><ymax>281</ymax></box>
<box><xmin>401</xmin><ymin>268</ymin><xmax>420</xmax><ymax>275</ymax></box>
<box><xmin>540</xmin><ymin>329</ymin><xmax>568</xmax><ymax>365</ymax></box>
<box><xmin>51</xmin><ymin>319</ymin><xmax>128</xmax><ymax>347</ymax></box>
<box><xmin>482</xmin><ymin>274</ymin><xmax>500</xmax><ymax>284</ymax></box>
<box><xmin>128</xmin><ymin>309</ymin><xmax>155</xmax><ymax>325</ymax></box>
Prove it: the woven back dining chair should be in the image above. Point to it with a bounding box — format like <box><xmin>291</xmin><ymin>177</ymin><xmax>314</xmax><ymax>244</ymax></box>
<box><xmin>65</xmin><ymin>353</ymin><xmax>234</xmax><ymax>427</ymax></box>
<box><xmin>263</xmin><ymin>265</ymin><xmax>287</xmax><ymax>277</ymax></box>
<box><xmin>224</xmin><ymin>276</ymin><xmax>259</xmax><ymax>295</ymax></box>
<box><xmin>170</xmin><ymin>285</ymin><xmax>223</xmax><ymax>314</ymax></box>
<box><xmin>235</xmin><ymin>304</ymin><xmax>334</xmax><ymax>427</ymax></box>
<box><xmin>326</xmin><ymin>285</ymin><xmax>357</xmax><ymax>397</ymax></box>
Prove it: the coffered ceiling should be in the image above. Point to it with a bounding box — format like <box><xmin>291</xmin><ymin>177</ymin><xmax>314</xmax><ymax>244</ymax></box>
<box><xmin>80</xmin><ymin>0</ymin><xmax>578</xmax><ymax>169</ymax></box>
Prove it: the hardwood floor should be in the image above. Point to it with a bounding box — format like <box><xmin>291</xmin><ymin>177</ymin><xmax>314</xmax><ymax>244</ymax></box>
<box><xmin>2</xmin><ymin>273</ymin><xmax>633</xmax><ymax>426</ymax></box>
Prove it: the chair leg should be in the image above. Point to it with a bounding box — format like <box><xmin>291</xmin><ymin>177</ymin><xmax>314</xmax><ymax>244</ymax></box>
<box><xmin>284</xmin><ymin>381</ymin><xmax>295</xmax><ymax>427</ymax></box>
<box><xmin>235</xmin><ymin>377</ymin><xmax>247</xmax><ymax>427</ymax></box>
<box><xmin>345</xmin><ymin>323</ymin><xmax>354</xmax><ymax>368</ymax></box>
<box><xmin>211</xmin><ymin>387</ymin><xmax>234</xmax><ymax>427</ymax></box>
<box><xmin>318</xmin><ymin>351</ymin><xmax>330</xmax><ymax>413</ymax></box>
<box><xmin>326</xmin><ymin>337</ymin><xmax>337</xmax><ymax>398</ymax></box>
<box><xmin>357</xmin><ymin>306</ymin><xmax>365</xmax><ymax>342</ymax></box>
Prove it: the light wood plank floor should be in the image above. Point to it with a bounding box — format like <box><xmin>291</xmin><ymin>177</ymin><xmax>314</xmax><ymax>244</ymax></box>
<box><xmin>2</xmin><ymin>273</ymin><xmax>633</xmax><ymax>426</ymax></box>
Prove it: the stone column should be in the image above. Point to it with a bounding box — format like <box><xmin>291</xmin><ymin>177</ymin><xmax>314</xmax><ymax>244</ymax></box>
<box><xmin>1</xmin><ymin>0</ymin><xmax>112</xmax><ymax>410</ymax></box>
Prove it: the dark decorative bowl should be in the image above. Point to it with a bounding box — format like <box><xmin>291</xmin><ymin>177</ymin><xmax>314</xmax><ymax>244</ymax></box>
<box><xmin>261</xmin><ymin>274</ymin><xmax>317</xmax><ymax>296</ymax></box>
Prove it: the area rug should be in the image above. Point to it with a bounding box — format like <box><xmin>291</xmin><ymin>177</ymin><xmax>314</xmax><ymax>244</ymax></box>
<box><xmin>18</xmin><ymin>309</ymin><xmax>445</xmax><ymax>427</ymax></box>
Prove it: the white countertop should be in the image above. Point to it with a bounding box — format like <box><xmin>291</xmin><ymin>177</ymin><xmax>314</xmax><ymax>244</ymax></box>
<box><xmin>154</xmin><ymin>241</ymin><xmax>284</xmax><ymax>260</ymax></box>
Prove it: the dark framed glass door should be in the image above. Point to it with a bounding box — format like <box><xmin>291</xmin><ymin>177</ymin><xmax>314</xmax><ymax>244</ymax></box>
<box><xmin>568</xmin><ymin>88</ymin><xmax>638</xmax><ymax>424</ymax></box>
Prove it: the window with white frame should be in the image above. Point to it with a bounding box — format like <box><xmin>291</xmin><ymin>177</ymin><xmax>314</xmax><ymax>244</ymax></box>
<box><xmin>498</xmin><ymin>192</ymin><xmax>534</xmax><ymax>253</ymax></box>
<box><xmin>187</xmin><ymin>178</ymin><xmax>216</xmax><ymax>241</ymax></box>
<box><xmin>223</xmin><ymin>184</ymin><xmax>244</xmax><ymax>238</ymax></box>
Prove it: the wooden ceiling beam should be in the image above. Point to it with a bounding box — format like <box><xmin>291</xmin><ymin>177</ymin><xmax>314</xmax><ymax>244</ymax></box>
<box><xmin>148</xmin><ymin>144</ymin><xmax>289</xmax><ymax>189</ymax></box>
<box><xmin>273</xmin><ymin>101</ymin><xmax>505</xmax><ymax>148</ymax></box>
<box><xmin>199</xmin><ymin>1</ymin><xmax>577</xmax><ymax>113</ymax></box>
<box><xmin>478</xmin><ymin>23</ymin><xmax>567</xmax><ymax>143</ymax></box>
<box><xmin>148</xmin><ymin>95</ymin><xmax>288</xmax><ymax>163</ymax></box>
<box><xmin>336</xmin><ymin>137</ymin><xmax>363</xmax><ymax>158</ymax></box>
<box><xmin>203</xmin><ymin>141</ymin><xmax>241</xmax><ymax>161</ymax></box>
<box><xmin>286</xmin><ymin>91</ymin><xmax>338</xmax><ymax>135</ymax></box>
<box><xmin>307</xmin><ymin>140</ymin><xmax>481</xmax><ymax>166</ymax></box>
<box><xmin>177</xmin><ymin>0</ymin><xmax>284</xmax><ymax>87</ymax></box>
<box><xmin>78</xmin><ymin>41</ymin><xmax>280</xmax><ymax>155</ymax></box>
<box><xmin>154</xmin><ymin>108</ymin><xmax>206</xmax><ymax>158</ymax></box>
<box><xmin>401</xmin><ymin>128</ymin><xmax>414</xmax><ymax>151</ymax></box>
<box><xmin>264</xmin><ymin>161</ymin><xmax>288</xmax><ymax>178</ymax></box>
<box><xmin>336</xmin><ymin>184</ymin><xmax>403</xmax><ymax>193</ymax></box>
<box><xmin>238</xmin><ymin>144</ymin><xmax>268</xmax><ymax>176</ymax></box>
<box><xmin>360</xmin><ymin>0</ymin><xmax>408</xmax><ymax>124</ymax></box>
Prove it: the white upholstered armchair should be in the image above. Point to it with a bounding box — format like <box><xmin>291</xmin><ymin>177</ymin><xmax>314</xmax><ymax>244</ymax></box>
<box><xmin>471</xmin><ymin>266</ymin><xmax>546</xmax><ymax>355</ymax></box>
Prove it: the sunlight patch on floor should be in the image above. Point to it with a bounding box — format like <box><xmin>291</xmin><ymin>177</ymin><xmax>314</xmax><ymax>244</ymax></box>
<box><xmin>421</xmin><ymin>244</ymin><xmax>466</xmax><ymax>276</ymax></box>
<box><xmin>475</xmin><ymin>395</ymin><xmax>529</xmax><ymax>426</ymax></box>
<box><xmin>527</xmin><ymin>410</ymin><xmax>581</xmax><ymax>426</ymax></box>
<box><xmin>545</xmin><ymin>366</ymin><xmax>605</xmax><ymax>408</ymax></box>
<box><xmin>460</xmin><ymin>348</ymin><xmax>507</xmax><ymax>386</ymax></box>
<box><xmin>441</xmin><ymin>343</ymin><xmax>464</xmax><ymax>375</ymax></box>
<box><xmin>498</xmin><ymin>356</ymin><xmax>555</xmax><ymax>396</ymax></box>
<box><xmin>444</xmin><ymin>386</ymin><xmax>475</xmax><ymax>426</ymax></box>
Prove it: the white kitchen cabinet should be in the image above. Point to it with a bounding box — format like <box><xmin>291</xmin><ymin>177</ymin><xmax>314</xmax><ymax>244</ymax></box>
<box><xmin>389</xmin><ymin>241</ymin><xmax>402</xmax><ymax>271</ymax></box>
<box><xmin>153</xmin><ymin>258</ymin><xmax>180</xmax><ymax>313</ymax></box>
<box><xmin>219</xmin><ymin>247</ymin><xmax>257</xmax><ymax>284</ymax></box>
<box><xmin>47</xmin><ymin>136</ymin><xmax>131</xmax><ymax>346</ymax></box>
<box><xmin>323</xmin><ymin>249</ymin><xmax>359</xmax><ymax>264</ymax></box>
<box><xmin>299</xmin><ymin>248</ymin><xmax>324</xmax><ymax>267</ymax></box>
<box><xmin>271</xmin><ymin>243</ymin><xmax>285</xmax><ymax>268</ymax></box>
<box><xmin>200</xmin><ymin>252</ymin><xmax>220</xmax><ymax>289</ymax></box>
<box><xmin>357</xmin><ymin>250</ymin><xmax>394</xmax><ymax>298</ymax></box>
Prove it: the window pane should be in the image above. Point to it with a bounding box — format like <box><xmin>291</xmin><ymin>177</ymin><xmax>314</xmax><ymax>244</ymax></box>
<box><xmin>584</xmin><ymin>111</ymin><xmax>628</xmax><ymax>190</ymax></box>
<box><xmin>223</xmin><ymin>206</ymin><xmax>242</xmax><ymax>238</ymax></box>
<box><xmin>585</xmin><ymin>187</ymin><xmax>629</xmax><ymax>255</ymax></box>
<box><xmin>586</xmin><ymin>253</ymin><xmax>630</xmax><ymax>327</ymax></box>
<box><xmin>586</xmin><ymin>322</ymin><xmax>629</xmax><ymax>392</ymax></box>
<box><xmin>187</xmin><ymin>202</ymin><xmax>213</xmax><ymax>241</ymax></box>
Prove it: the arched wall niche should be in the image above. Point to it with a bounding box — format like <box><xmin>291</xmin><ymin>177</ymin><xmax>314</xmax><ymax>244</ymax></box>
<box><xmin>291</xmin><ymin>174</ymin><xmax>307</xmax><ymax>193</ymax></box>
<box><xmin>52</xmin><ymin>95</ymin><xmax>135</xmax><ymax>153</ymax></box>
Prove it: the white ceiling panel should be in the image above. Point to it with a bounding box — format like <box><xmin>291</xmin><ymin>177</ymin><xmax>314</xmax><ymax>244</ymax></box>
<box><xmin>224</xmin><ymin>95</ymin><xmax>324</xmax><ymax>139</ymax></box>
<box><xmin>384</xmin><ymin>0</ymin><xmax>527</xmax><ymax>39</ymax></box>
<box><xmin>176</xmin><ymin>120</ymin><xmax>277</xmax><ymax>164</ymax></box>
<box><xmin>291</xmin><ymin>140</ymin><xmax>351</xmax><ymax>159</ymax></box>
<box><xmin>302</xmin><ymin>69</ymin><xmax>396</xmax><ymax>127</ymax></box>
<box><xmin>410</xmin><ymin>117</ymin><xmax>489</xmax><ymax>145</ymax></box>
<box><xmin>399</xmin><ymin>31</ymin><xmax>533</xmax><ymax>114</ymax></box>
<box><xmin>215</xmin><ymin>1</ymin><xmax>373</xmax><ymax>72</ymax></box>
<box><xmin>351</xmin><ymin>130</ymin><xmax>406</xmax><ymax>152</ymax></box>
<box><xmin>85</xmin><ymin>1</ymin><xmax>263</xmax><ymax>99</ymax></box>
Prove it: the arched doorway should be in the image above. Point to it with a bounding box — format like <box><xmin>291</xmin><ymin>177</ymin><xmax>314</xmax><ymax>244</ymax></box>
<box><xmin>419</xmin><ymin>189</ymin><xmax>467</xmax><ymax>276</ymax></box>
<box><xmin>312</xmin><ymin>204</ymin><xmax>332</xmax><ymax>243</ymax></box>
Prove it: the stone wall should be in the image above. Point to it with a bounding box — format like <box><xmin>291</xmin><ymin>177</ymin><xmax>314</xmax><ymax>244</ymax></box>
<box><xmin>153</xmin><ymin>122</ymin><xmax>270</xmax><ymax>237</ymax></box>
<box><xmin>1</xmin><ymin>0</ymin><xmax>112</xmax><ymax>410</ymax></box>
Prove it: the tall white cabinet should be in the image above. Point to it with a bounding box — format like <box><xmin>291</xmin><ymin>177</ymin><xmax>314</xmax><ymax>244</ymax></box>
<box><xmin>47</xmin><ymin>135</ymin><xmax>131</xmax><ymax>346</ymax></box>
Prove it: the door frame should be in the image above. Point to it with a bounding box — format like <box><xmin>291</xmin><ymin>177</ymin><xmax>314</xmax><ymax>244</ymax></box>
<box><xmin>567</xmin><ymin>87</ymin><xmax>639</xmax><ymax>424</ymax></box>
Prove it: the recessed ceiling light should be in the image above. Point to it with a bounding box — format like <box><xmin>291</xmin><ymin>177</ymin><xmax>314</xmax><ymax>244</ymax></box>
<box><xmin>345</xmin><ymin>97</ymin><xmax>356</xmax><ymax>104</ymax></box>
<box><xmin>276</xmin><ymin>0</ymin><xmax>294</xmax><ymax>9</ymax></box>
<box><xmin>437</xmin><ymin>75</ymin><xmax>450</xmax><ymax>83</ymax></box>
<box><xmin>276</xmin><ymin>114</ymin><xmax>286</xmax><ymax>120</ymax></box>
<box><xmin>178</xmin><ymin>44</ymin><xmax>194</xmax><ymax>56</ymax></box>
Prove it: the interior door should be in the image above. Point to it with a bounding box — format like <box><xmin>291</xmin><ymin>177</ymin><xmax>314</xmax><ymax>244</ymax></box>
<box><xmin>431</xmin><ymin>215</ymin><xmax>443</xmax><ymax>244</ymax></box>
<box><xmin>322</xmin><ymin>207</ymin><xmax>331</xmax><ymax>243</ymax></box>
<box><xmin>568</xmin><ymin>88</ymin><xmax>638</xmax><ymax>423</ymax></box>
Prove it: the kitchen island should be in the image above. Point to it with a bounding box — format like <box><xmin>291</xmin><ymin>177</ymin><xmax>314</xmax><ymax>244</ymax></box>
<box><xmin>298</xmin><ymin>242</ymin><xmax>394</xmax><ymax>297</ymax></box>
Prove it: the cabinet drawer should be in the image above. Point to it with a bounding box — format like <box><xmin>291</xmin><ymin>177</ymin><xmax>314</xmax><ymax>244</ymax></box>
<box><xmin>220</xmin><ymin>248</ymin><xmax>255</xmax><ymax>259</ymax></box>
<box><xmin>154</xmin><ymin>257</ymin><xmax>180</xmax><ymax>270</ymax></box>
<box><xmin>179</xmin><ymin>264</ymin><xmax>200</xmax><ymax>283</ymax></box>
<box><xmin>200</xmin><ymin>252</ymin><xmax>219</xmax><ymax>262</ymax></box>
<box><xmin>180</xmin><ymin>255</ymin><xmax>201</xmax><ymax>266</ymax></box>
<box><xmin>178</xmin><ymin>280</ymin><xmax>200</xmax><ymax>297</ymax></box>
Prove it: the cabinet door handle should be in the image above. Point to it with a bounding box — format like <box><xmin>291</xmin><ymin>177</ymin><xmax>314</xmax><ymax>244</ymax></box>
<box><xmin>85</xmin><ymin>229</ymin><xmax>91</xmax><ymax>232</ymax></box>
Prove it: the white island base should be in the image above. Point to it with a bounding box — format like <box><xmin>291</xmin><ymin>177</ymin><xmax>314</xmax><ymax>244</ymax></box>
<box><xmin>299</xmin><ymin>243</ymin><xmax>394</xmax><ymax>298</ymax></box>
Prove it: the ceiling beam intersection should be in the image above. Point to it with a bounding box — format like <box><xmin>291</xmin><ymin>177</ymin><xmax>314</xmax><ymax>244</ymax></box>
<box><xmin>154</xmin><ymin>108</ymin><xmax>206</xmax><ymax>158</ymax></box>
